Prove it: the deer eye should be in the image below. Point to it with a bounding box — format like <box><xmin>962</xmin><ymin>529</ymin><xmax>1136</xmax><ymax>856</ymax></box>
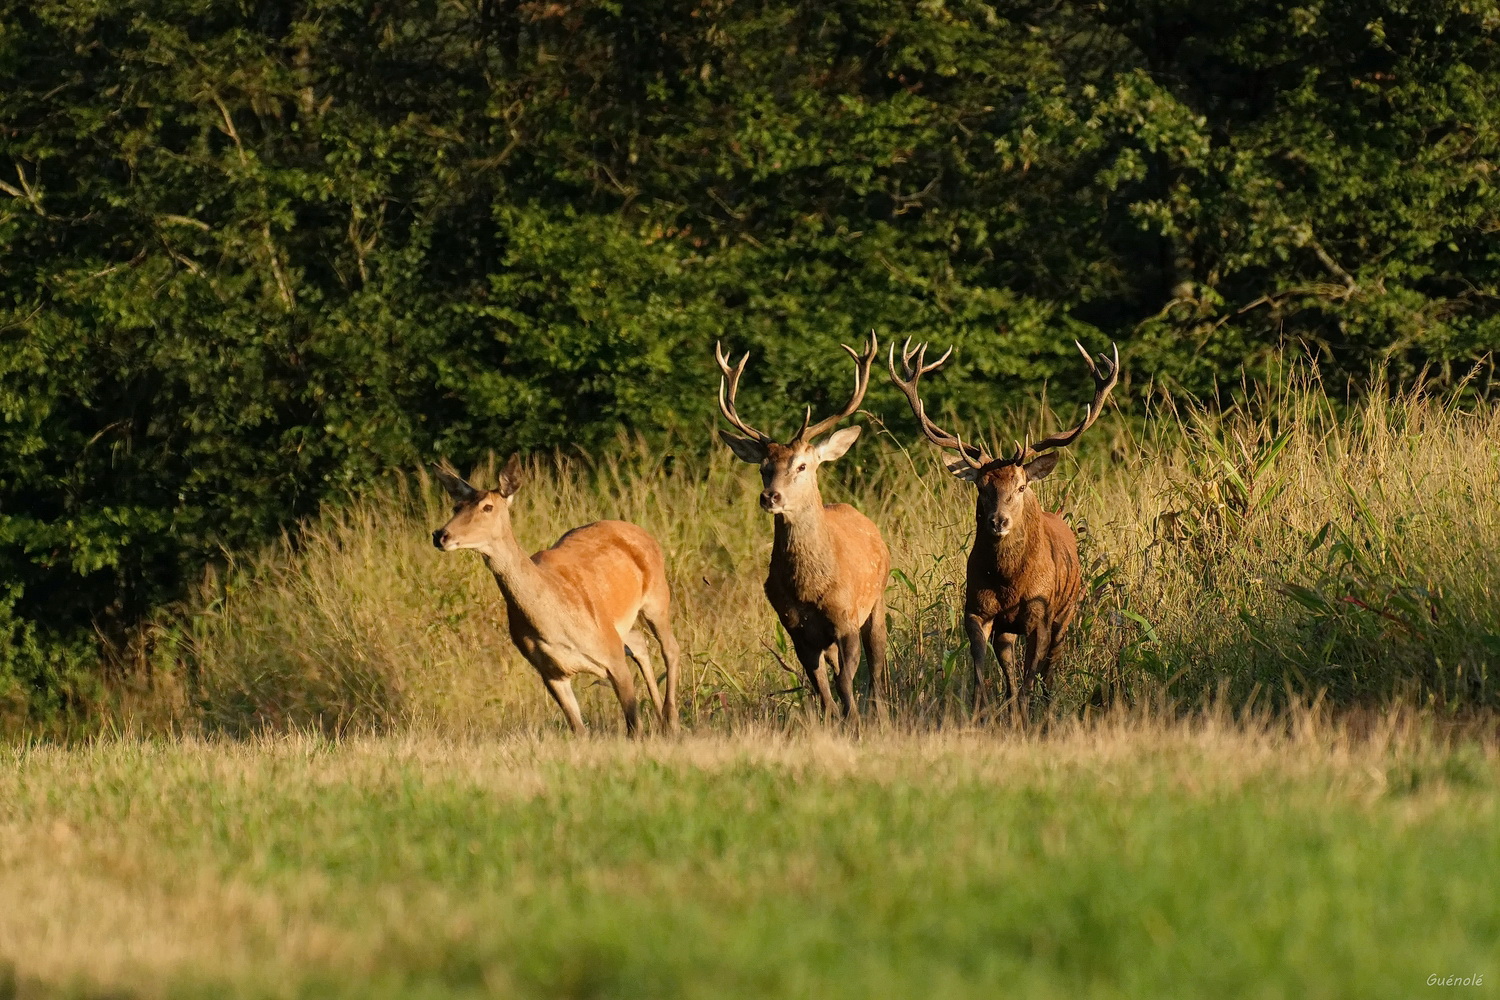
<box><xmin>482</xmin><ymin>503</ymin><xmax>494</xmax><ymax>512</ymax></box>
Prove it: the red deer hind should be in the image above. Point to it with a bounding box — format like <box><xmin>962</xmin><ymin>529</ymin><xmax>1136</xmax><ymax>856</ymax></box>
<box><xmin>715</xmin><ymin>333</ymin><xmax>890</xmax><ymax>718</ymax></box>
<box><xmin>889</xmin><ymin>340</ymin><xmax>1118</xmax><ymax>714</ymax></box>
<box><xmin>431</xmin><ymin>455</ymin><xmax>682</xmax><ymax>736</ymax></box>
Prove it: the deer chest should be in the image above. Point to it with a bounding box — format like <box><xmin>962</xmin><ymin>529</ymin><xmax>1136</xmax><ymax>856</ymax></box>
<box><xmin>969</xmin><ymin>581</ymin><xmax>1025</xmax><ymax>622</ymax></box>
<box><xmin>763</xmin><ymin>577</ymin><xmax>839</xmax><ymax>641</ymax></box>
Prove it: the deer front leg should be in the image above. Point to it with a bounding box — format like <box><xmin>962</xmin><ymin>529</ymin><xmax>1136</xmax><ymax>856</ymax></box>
<box><xmin>791</xmin><ymin>633</ymin><xmax>837</xmax><ymax>717</ymax></box>
<box><xmin>965</xmin><ymin>613</ymin><xmax>993</xmax><ymax>709</ymax></box>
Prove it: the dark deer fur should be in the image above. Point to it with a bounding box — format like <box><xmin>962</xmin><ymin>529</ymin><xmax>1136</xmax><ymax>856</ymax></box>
<box><xmin>890</xmin><ymin>340</ymin><xmax>1118</xmax><ymax>714</ymax></box>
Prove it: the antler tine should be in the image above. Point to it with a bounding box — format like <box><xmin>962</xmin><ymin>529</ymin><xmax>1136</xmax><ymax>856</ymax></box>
<box><xmin>714</xmin><ymin>340</ymin><xmax>773</xmax><ymax>444</ymax></box>
<box><xmin>1027</xmin><ymin>340</ymin><xmax>1121</xmax><ymax>457</ymax></box>
<box><xmin>793</xmin><ymin>404</ymin><xmax>813</xmax><ymax>442</ymax></box>
<box><xmin>887</xmin><ymin>338</ymin><xmax>989</xmax><ymax>470</ymax></box>
<box><xmin>897</xmin><ymin>336</ymin><xmax>954</xmax><ymax>376</ymax></box>
<box><xmin>797</xmin><ymin>329</ymin><xmax>879</xmax><ymax>442</ymax></box>
<box><xmin>951</xmin><ymin>429</ymin><xmax>987</xmax><ymax>472</ymax></box>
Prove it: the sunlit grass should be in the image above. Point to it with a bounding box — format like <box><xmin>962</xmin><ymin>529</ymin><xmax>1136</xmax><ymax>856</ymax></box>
<box><xmin>136</xmin><ymin>373</ymin><xmax>1500</xmax><ymax>737</ymax></box>
<box><xmin>1</xmin><ymin>711</ymin><xmax>1496</xmax><ymax>999</ymax></box>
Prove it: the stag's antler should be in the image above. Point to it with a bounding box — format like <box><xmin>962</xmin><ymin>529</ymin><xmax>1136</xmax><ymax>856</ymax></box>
<box><xmin>1019</xmin><ymin>341</ymin><xmax>1119</xmax><ymax>462</ymax></box>
<box><xmin>714</xmin><ymin>341</ymin><xmax>773</xmax><ymax>443</ymax></box>
<box><xmin>887</xmin><ymin>337</ymin><xmax>989</xmax><ymax>471</ymax></box>
<box><xmin>793</xmin><ymin>330</ymin><xmax>879</xmax><ymax>443</ymax></box>
<box><xmin>890</xmin><ymin>338</ymin><xmax>1119</xmax><ymax>469</ymax></box>
<box><xmin>716</xmin><ymin>333</ymin><xmax>879</xmax><ymax>444</ymax></box>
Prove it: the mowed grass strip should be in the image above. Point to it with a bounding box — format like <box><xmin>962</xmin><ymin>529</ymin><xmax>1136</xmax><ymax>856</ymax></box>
<box><xmin>2</xmin><ymin>720</ymin><xmax>1497</xmax><ymax>1000</ymax></box>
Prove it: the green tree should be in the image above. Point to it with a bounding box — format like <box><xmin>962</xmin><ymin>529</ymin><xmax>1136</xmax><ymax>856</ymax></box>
<box><xmin>0</xmin><ymin>0</ymin><xmax>1495</xmax><ymax>718</ymax></box>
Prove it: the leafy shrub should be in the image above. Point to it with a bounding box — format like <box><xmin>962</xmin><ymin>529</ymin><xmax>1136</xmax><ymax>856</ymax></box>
<box><xmin>2</xmin><ymin>0</ymin><xmax>1498</xmax><ymax>717</ymax></box>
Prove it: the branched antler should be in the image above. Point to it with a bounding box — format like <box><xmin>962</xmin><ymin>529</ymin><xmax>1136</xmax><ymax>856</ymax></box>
<box><xmin>794</xmin><ymin>330</ymin><xmax>880</xmax><ymax>443</ymax></box>
<box><xmin>714</xmin><ymin>341</ymin><xmax>773</xmax><ymax>443</ymax></box>
<box><xmin>890</xmin><ymin>338</ymin><xmax>1119</xmax><ymax>469</ymax></box>
<box><xmin>887</xmin><ymin>337</ymin><xmax>988</xmax><ymax>470</ymax></box>
<box><xmin>1021</xmin><ymin>341</ymin><xmax>1119</xmax><ymax>462</ymax></box>
<box><xmin>716</xmin><ymin>332</ymin><xmax>880</xmax><ymax>444</ymax></box>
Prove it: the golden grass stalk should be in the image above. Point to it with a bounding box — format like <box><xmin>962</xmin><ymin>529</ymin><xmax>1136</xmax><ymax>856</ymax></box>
<box><xmin>135</xmin><ymin>374</ymin><xmax>1499</xmax><ymax>736</ymax></box>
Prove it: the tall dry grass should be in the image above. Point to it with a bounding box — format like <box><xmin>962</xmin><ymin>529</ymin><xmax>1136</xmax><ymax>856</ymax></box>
<box><xmin>140</xmin><ymin>374</ymin><xmax>1500</xmax><ymax>736</ymax></box>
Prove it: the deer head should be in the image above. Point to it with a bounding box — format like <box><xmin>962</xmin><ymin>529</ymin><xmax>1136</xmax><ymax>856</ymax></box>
<box><xmin>715</xmin><ymin>332</ymin><xmax>878</xmax><ymax>515</ymax></box>
<box><xmin>431</xmin><ymin>454</ymin><xmax>524</xmax><ymax>551</ymax></box>
<box><xmin>889</xmin><ymin>339</ymin><xmax>1118</xmax><ymax>537</ymax></box>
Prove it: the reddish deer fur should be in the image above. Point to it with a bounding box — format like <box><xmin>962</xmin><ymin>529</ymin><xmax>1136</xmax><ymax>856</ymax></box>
<box><xmin>890</xmin><ymin>340</ymin><xmax>1118</xmax><ymax>714</ymax></box>
<box><xmin>431</xmin><ymin>455</ymin><xmax>681</xmax><ymax>736</ymax></box>
<box><xmin>716</xmin><ymin>333</ymin><xmax>890</xmax><ymax>718</ymax></box>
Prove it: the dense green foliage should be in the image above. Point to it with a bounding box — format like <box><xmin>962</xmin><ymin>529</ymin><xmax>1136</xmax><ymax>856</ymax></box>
<box><xmin>2</xmin><ymin>0</ymin><xmax>1498</xmax><ymax>714</ymax></box>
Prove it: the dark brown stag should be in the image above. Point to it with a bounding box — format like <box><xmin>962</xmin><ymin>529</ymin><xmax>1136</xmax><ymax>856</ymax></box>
<box><xmin>889</xmin><ymin>340</ymin><xmax>1118</xmax><ymax>714</ymax></box>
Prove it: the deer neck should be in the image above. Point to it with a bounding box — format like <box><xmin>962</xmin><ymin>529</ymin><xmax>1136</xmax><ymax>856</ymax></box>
<box><xmin>771</xmin><ymin>487</ymin><xmax>839</xmax><ymax>597</ymax></box>
<box><xmin>976</xmin><ymin>493</ymin><xmax>1042</xmax><ymax>576</ymax></box>
<box><xmin>475</xmin><ymin>521</ymin><xmax>553</xmax><ymax>613</ymax></box>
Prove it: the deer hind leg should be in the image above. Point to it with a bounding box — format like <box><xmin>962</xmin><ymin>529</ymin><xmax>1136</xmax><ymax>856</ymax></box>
<box><xmin>1034</xmin><ymin>619</ymin><xmax>1071</xmax><ymax>709</ymax></box>
<box><xmin>861</xmin><ymin>599</ymin><xmax>889</xmax><ymax>718</ymax></box>
<box><xmin>1018</xmin><ymin>601</ymin><xmax>1053</xmax><ymax>721</ymax></box>
<box><xmin>991</xmin><ymin>631</ymin><xmax>1018</xmax><ymax>710</ymax></box>
<box><xmin>834</xmin><ymin>630</ymin><xmax>862</xmax><ymax>721</ymax></box>
<box><xmin>964</xmin><ymin>614</ymin><xmax>994</xmax><ymax>711</ymax></box>
<box><xmin>542</xmin><ymin>676</ymin><xmax>586</xmax><ymax>735</ymax></box>
<box><xmin>640</xmin><ymin>609</ymin><xmax>682</xmax><ymax>734</ymax></box>
<box><xmin>604</xmin><ymin>655</ymin><xmax>642</xmax><ymax>738</ymax></box>
<box><xmin>624</xmin><ymin>628</ymin><xmax>664</xmax><ymax>720</ymax></box>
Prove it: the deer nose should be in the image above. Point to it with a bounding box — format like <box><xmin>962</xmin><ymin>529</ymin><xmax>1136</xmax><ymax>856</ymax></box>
<box><xmin>432</xmin><ymin>529</ymin><xmax>448</xmax><ymax>549</ymax></box>
<box><xmin>759</xmin><ymin>490</ymin><xmax>781</xmax><ymax>510</ymax></box>
<box><xmin>996</xmin><ymin>516</ymin><xmax>1012</xmax><ymax>534</ymax></box>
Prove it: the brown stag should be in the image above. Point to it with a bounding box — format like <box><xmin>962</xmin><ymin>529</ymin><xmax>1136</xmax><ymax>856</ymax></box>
<box><xmin>715</xmin><ymin>332</ymin><xmax>890</xmax><ymax>718</ymax></box>
<box><xmin>431</xmin><ymin>455</ymin><xmax>682</xmax><ymax>736</ymax></box>
<box><xmin>889</xmin><ymin>340</ymin><xmax>1118</xmax><ymax>714</ymax></box>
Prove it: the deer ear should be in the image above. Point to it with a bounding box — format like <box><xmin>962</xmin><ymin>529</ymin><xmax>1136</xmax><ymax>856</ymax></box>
<box><xmin>432</xmin><ymin>461</ymin><xmax>480</xmax><ymax>502</ymax></box>
<box><xmin>944</xmin><ymin>457</ymin><xmax>983</xmax><ymax>482</ymax></box>
<box><xmin>496</xmin><ymin>454</ymin><xmax>524</xmax><ymax>497</ymax></box>
<box><xmin>1023</xmin><ymin>452</ymin><xmax>1060</xmax><ymax>482</ymax></box>
<box><xmin>814</xmin><ymin>425</ymin><xmax>861</xmax><ymax>463</ymax></box>
<box><xmin>719</xmin><ymin>430</ymin><xmax>769</xmax><ymax>464</ymax></box>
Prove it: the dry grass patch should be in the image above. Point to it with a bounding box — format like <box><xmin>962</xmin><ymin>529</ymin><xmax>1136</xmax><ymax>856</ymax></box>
<box><xmin>121</xmin><ymin>375</ymin><xmax>1499</xmax><ymax>738</ymax></box>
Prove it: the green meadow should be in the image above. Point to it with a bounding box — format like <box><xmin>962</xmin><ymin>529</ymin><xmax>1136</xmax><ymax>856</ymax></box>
<box><xmin>2</xmin><ymin>717</ymin><xmax>1497</xmax><ymax>1000</ymax></box>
